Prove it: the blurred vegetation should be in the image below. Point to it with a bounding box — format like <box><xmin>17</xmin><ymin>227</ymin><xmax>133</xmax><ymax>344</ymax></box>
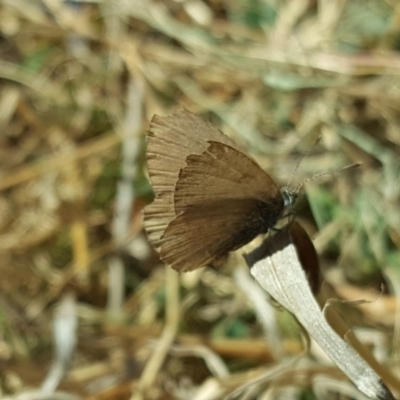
<box><xmin>0</xmin><ymin>0</ymin><xmax>399</xmax><ymax>399</ymax></box>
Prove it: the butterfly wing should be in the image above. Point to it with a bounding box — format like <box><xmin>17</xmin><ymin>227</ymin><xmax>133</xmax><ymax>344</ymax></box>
<box><xmin>159</xmin><ymin>142</ymin><xmax>284</xmax><ymax>271</ymax></box>
<box><xmin>144</xmin><ymin>110</ymin><xmax>242</xmax><ymax>250</ymax></box>
<box><xmin>159</xmin><ymin>201</ymin><xmax>264</xmax><ymax>271</ymax></box>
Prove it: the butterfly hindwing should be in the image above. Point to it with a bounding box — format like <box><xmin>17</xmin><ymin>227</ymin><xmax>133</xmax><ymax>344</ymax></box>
<box><xmin>144</xmin><ymin>110</ymin><xmax>241</xmax><ymax>249</ymax></box>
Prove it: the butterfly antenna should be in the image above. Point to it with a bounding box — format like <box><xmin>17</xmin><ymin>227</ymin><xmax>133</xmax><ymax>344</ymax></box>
<box><xmin>286</xmin><ymin>135</ymin><xmax>322</xmax><ymax>189</ymax></box>
<box><xmin>303</xmin><ymin>162</ymin><xmax>361</xmax><ymax>185</ymax></box>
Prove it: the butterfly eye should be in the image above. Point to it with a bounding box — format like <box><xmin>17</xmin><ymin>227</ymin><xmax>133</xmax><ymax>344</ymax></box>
<box><xmin>280</xmin><ymin>187</ymin><xmax>297</xmax><ymax>208</ymax></box>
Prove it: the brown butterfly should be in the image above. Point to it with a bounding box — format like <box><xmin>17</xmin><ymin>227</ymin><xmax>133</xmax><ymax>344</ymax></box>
<box><xmin>144</xmin><ymin>109</ymin><xmax>297</xmax><ymax>272</ymax></box>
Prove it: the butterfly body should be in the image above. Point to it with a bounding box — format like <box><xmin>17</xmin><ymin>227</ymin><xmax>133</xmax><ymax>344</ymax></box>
<box><xmin>144</xmin><ymin>110</ymin><xmax>296</xmax><ymax>272</ymax></box>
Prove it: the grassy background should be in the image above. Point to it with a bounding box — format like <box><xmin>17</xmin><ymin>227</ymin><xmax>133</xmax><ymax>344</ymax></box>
<box><xmin>0</xmin><ymin>1</ymin><xmax>399</xmax><ymax>399</ymax></box>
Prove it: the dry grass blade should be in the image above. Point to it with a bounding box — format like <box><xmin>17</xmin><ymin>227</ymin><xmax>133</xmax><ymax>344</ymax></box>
<box><xmin>247</xmin><ymin>223</ymin><xmax>395</xmax><ymax>399</ymax></box>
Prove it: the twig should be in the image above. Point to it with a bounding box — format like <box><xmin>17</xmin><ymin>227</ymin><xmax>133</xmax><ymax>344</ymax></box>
<box><xmin>107</xmin><ymin>77</ymin><xmax>144</xmax><ymax>316</ymax></box>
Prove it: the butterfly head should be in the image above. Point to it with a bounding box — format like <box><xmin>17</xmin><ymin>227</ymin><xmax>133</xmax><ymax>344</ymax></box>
<box><xmin>280</xmin><ymin>184</ymin><xmax>301</xmax><ymax>208</ymax></box>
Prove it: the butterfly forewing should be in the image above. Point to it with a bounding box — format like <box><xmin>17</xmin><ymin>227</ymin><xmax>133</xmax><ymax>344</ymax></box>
<box><xmin>160</xmin><ymin>200</ymin><xmax>268</xmax><ymax>271</ymax></box>
<box><xmin>160</xmin><ymin>142</ymin><xmax>284</xmax><ymax>271</ymax></box>
<box><xmin>173</xmin><ymin>142</ymin><xmax>282</xmax><ymax>212</ymax></box>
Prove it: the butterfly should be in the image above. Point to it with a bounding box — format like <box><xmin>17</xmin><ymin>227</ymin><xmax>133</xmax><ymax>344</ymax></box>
<box><xmin>144</xmin><ymin>110</ymin><xmax>297</xmax><ymax>272</ymax></box>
